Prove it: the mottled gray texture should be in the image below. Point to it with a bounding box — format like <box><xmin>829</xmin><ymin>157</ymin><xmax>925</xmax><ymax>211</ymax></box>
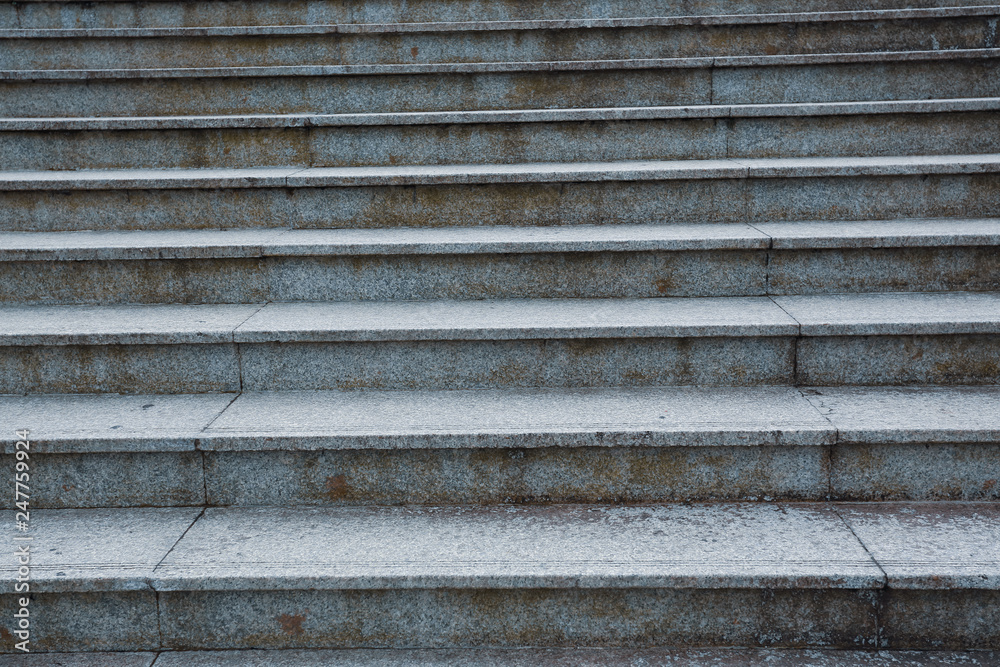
<box><xmin>881</xmin><ymin>590</ymin><xmax>1000</xmax><ymax>649</ymax></box>
<box><xmin>0</xmin><ymin>653</ymin><xmax>155</xmax><ymax>665</ymax></box>
<box><xmin>0</xmin><ymin>250</ymin><xmax>767</xmax><ymax>304</ymax></box>
<box><xmin>157</xmin><ymin>587</ymin><xmax>879</xmax><ymax>649</ymax></box>
<box><xmin>0</xmin><ymin>392</ymin><xmax>234</xmax><ymax>453</ymax></box>
<box><xmin>0</xmin><ymin>342</ymin><xmax>241</xmax><ymax>394</ymax></box>
<box><xmin>6</xmin><ymin>0</ymin><xmax>999</xmax><ymax>29</ymax></box>
<box><xmin>154</xmin><ymin>504</ymin><xmax>880</xmax><ymax>590</ymax></box>
<box><xmin>4</xmin><ymin>109</ymin><xmax>1000</xmax><ymax>172</ymax></box>
<box><xmin>802</xmin><ymin>386</ymin><xmax>1000</xmax><ymax>444</ymax></box>
<box><xmin>0</xmin><ymin>507</ymin><xmax>199</xmax><ymax>592</ymax></box>
<box><xmin>2</xmin><ymin>52</ymin><xmax>999</xmax><ymax>117</ymax></box>
<box><xmin>796</xmin><ymin>334</ymin><xmax>1000</xmax><ymax>386</ymax></box>
<box><xmin>757</xmin><ymin>217</ymin><xmax>1000</xmax><ymax>248</ymax></box>
<box><xmin>838</xmin><ymin>503</ymin><xmax>1000</xmax><ymax>589</ymax></box>
<box><xmin>204</xmin><ymin>445</ymin><xmax>828</xmax><ymax>505</ymax></box>
<box><xmin>205</xmin><ymin>386</ymin><xmax>832</xmax><ymax>449</ymax></box>
<box><xmin>4</xmin><ymin>156</ymin><xmax>1000</xmax><ymax>191</ymax></box>
<box><xmin>0</xmin><ymin>224</ymin><xmax>771</xmax><ymax>260</ymax></box>
<box><xmin>4</xmin><ymin>173</ymin><xmax>998</xmax><ymax>233</ymax></box>
<box><xmin>774</xmin><ymin>292</ymin><xmax>1000</xmax><ymax>336</ymax></box>
<box><xmin>831</xmin><ymin>444</ymin><xmax>1000</xmax><ymax>501</ymax></box>
<box><xmin>0</xmin><ymin>592</ymin><xmax>159</xmax><ymax>653</ymax></box>
<box><xmin>0</xmin><ymin>451</ymin><xmax>205</xmax><ymax>508</ymax></box>
<box><xmin>239</xmin><ymin>336</ymin><xmax>795</xmax><ymax>390</ymax></box>
<box><xmin>141</xmin><ymin>648</ymin><xmax>1000</xmax><ymax>667</ymax></box>
<box><xmin>235</xmin><ymin>297</ymin><xmax>798</xmax><ymax>342</ymax></box>
<box><xmin>0</xmin><ymin>303</ymin><xmax>261</xmax><ymax>346</ymax></box>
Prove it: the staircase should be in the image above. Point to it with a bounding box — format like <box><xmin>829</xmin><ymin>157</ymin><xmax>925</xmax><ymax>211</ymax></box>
<box><xmin>1</xmin><ymin>0</ymin><xmax>999</xmax><ymax>663</ymax></box>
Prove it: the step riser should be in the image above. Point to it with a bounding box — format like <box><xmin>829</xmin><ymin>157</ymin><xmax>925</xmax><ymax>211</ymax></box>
<box><xmin>5</xmin><ymin>0</ymin><xmax>997</xmax><ymax>29</ymax></box>
<box><xmin>8</xmin><ymin>17</ymin><xmax>998</xmax><ymax>69</ymax></box>
<box><xmin>4</xmin><ymin>59</ymin><xmax>997</xmax><ymax>117</ymax></box>
<box><xmin>4</xmin><ymin>246</ymin><xmax>997</xmax><ymax>304</ymax></box>
<box><xmin>4</xmin><ymin>588</ymin><xmax>997</xmax><ymax>652</ymax></box>
<box><xmin>7</xmin><ymin>112</ymin><xmax>999</xmax><ymax>170</ymax></box>
<box><xmin>9</xmin><ymin>444</ymin><xmax>1000</xmax><ymax>508</ymax></box>
<box><xmin>5</xmin><ymin>173</ymin><xmax>999</xmax><ymax>232</ymax></box>
<box><xmin>3</xmin><ymin>334</ymin><xmax>997</xmax><ymax>394</ymax></box>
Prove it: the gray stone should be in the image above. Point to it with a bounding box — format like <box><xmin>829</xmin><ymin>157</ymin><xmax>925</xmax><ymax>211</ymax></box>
<box><xmin>153</xmin><ymin>504</ymin><xmax>881</xmax><ymax>590</ymax></box>
<box><xmin>0</xmin><ymin>392</ymin><xmax>234</xmax><ymax>453</ymax></box>
<box><xmin>204</xmin><ymin>445</ymin><xmax>828</xmax><ymax>505</ymax></box>
<box><xmin>756</xmin><ymin>218</ymin><xmax>1000</xmax><ymax>249</ymax></box>
<box><xmin>801</xmin><ymin>386</ymin><xmax>1000</xmax><ymax>444</ymax></box>
<box><xmin>0</xmin><ymin>303</ymin><xmax>261</xmax><ymax>346</ymax></box>
<box><xmin>774</xmin><ymin>292</ymin><xmax>1000</xmax><ymax>336</ymax></box>
<box><xmin>831</xmin><ymin>444</ymin><xmax>1000</xmax><ymax>501</ymax></box>
<box><xmin>796</xmin><ymin>334</ymin><xmax>1000</xmax><ymax>385</ymax></box>
<box><xmin>0</xmin><ymin>451</ymin><xmax>205</xmax><ymax>508</ymax></box>
<box><xmin>235</xmin><ymin>297</ymin><xmax>798</xmax><ymax>343</ymax></box>
<box><xmin>239</xmin><ymin>336</ymin><xmax>795</xmax><ymax>390</ymax></box>
<box><xmin>837</xmin><ymin>503</ymin><xmax>1000</xmax><ymax>590</ymax></box>
<box><xmin>0</xmin><ymin>507</ymin><xmax>199</xmax><ymax>592</ymax></box>
<box><xmin>204</xmin><ymin>386</ymin><xmax>833</xmax><ymax>450</ymax></box>
<box><xmin>0</xmin><ymin>653</ymin><xmax>155</xmax><ymax>665</ymax></box>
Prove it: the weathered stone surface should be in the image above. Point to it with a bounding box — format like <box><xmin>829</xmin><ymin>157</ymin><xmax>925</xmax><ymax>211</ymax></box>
<box><xmin>0</xmin><ymin>392</ymin><xmax>233</xmax><ymax>453</ymax></box>
<box><xmin>154</xmin><ymin>504</ymin><xmax>880</xmax><ymax>590</ymax></box>
<box><xmin>0</xmin><ymin>507</ymin><xmax>199</xmax><ymax>592</ymax></box>
<box><xmin>796</xmin><ymin>334</ymin><xmax>1000</xmax><ymax>385</ymax></box>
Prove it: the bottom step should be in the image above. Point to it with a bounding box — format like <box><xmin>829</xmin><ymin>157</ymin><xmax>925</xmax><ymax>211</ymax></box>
<box><xmin>1</xmin><ymin>648</ymin><xmax>999</xmax><ymax>666</ymax></box>
<box><xmin>2</xmin><ymin>503</ymin><xmax>997</xmax><ymax>653</ymax></box>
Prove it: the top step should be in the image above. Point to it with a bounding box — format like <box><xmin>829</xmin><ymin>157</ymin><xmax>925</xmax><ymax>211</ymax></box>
<box><xmin>4</xmin><ymin>0</ymin><xmax>1000</xmax><ymax>29</ymax></box>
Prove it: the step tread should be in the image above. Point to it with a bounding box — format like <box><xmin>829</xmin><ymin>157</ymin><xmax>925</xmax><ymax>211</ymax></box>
<box><xmin>4</xmin><ymin>385</ymin><xmax>999</xmax><ymax>454</ymax></box>
<box><xmin>3</xmin><ymin>292</ymin><xmax>999</xmax><ymax>345</ymax></box>
<box><xmin>6</xmin><ymin>5</ymin><xmax>998</xmax><ymax>38</ymax></box>
<box><xmin>4</xmin><ymin>502</ymin><xmax>998</xmax><ymax>593</ymax></box>
<box><xmin>7</xmin><ymin>648</ymin><xmax>998</xmax><ymax>667</ymax></box>
<box><xmin>5</xmin><ymin>154</ymin><xmax>1000</xmax><ymax>191</ymax></box>
<box><xmin>4</xmin><ymin>47</ymin><xmax>997</xmax><ymax>79</ymax></box>
<box><xmin>4</xmin><ymin>219</ymin><xmax>997</xmax><ymax>261</ymax></box>
<box><xmin>4</xmin><ymin>98</ymin><xmax>1000</xmax><ymax>131</ymax></box>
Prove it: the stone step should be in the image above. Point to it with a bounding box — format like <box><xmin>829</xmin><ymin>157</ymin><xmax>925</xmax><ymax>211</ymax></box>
<box><xmin>2</xmin><ymin>49</ymin><xmax>998</xmax><ymax>117</ymax></box>
<box><xmin>4</xmin><ymin>155</ymin><xmax>999</xmax><ymax>232</ymax></box>
<box><xmin>6</xmin><ymin>0</ymin><xmax>1000</xmax><ymax>29</ymax></box>
<box><xmin>1</xmin><ymin>292</ymin><xmax>998</xmax><ymax>393</ymax></box>
<box><xmin>0</xmin><ymin>219</ymin><xmax>997</xmax><ymax>304</ymax></box>
<box><xmin>6</xmin><ymin>99</ymin><xmax>1000</xmax><ymax>170</ymax></box>
<box><xmin>6</xmin><ymin>8</ymin><xmax>999</xmax><ymax>69</ymax></box>
<box><xmin>1</xmin><ymin>503</ymin><xmax>996</xmax><ymax>652</ymax></box>
<box><xmin>3</xmin><ymin>385</ymin><xmax>999</xmax><ymax>508</ymax></box>
<box><xmin>4</xmin><ymin>650</ymin><xmax>1000</xmax><ymax>667</ymax></box>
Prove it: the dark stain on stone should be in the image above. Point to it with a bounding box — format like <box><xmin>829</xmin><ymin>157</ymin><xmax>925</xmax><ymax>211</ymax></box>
<box><xmin>276</xmin><ymin>611</ymin><xmax>308</xmax><ymax>636</ymax></box>
<box><xmin>325</xmin><ymin>474</ymin><xmax>349</xmax><ymax>500</ymax></box>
